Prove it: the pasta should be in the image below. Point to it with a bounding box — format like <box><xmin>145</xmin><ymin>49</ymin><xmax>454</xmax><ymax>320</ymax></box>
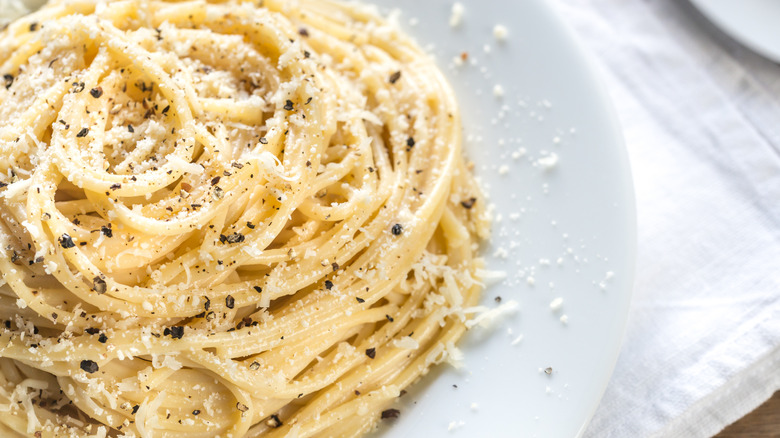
<box><xmin>0</xmin><ymin>0</ymin><xmax>490</xmax><ymax>436</ymax></box>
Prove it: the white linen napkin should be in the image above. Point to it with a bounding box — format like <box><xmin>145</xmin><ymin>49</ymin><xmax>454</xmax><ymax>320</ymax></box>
<box><xmin>551</xmin><ymin>0</ymin><xmax>780</xmax><ymax>436</ymax></box>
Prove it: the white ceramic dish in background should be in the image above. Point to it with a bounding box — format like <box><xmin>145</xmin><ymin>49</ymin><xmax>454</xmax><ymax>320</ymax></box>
<box><xmin>369</xmin><ymin>0</ymin><xmax>636</xmax><ymax>437</ymax></box>
<box><xmin>688</xmin><ymin>0</ymin><xmax>780</xmax><ymax>63</ymax></box>
<box><xmin>0</xmin><ymin>0</ymin><xmax>46</xmax><ymax>23</ymax></box>
<box><xmin>5</xmin><ymin>0</ymin><xmax>636</xmax><ymax>436</ymax></box>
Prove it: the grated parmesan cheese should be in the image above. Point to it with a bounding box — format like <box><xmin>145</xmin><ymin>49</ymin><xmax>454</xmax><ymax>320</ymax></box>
<box><xmin>537</xmin><ymin>153</ymin><xmax>559</xmax><ymax>170</ymax></box>
<box><xmin>448</xmin><ymin>420</ymin><xmax>465</xmax><ymax>431</ymax></box>
<box><xmin>493</xmin><ymin>24</ymin><xmax>509</xmax><ymax>41</ymax></box>
<box><xmin>443</xmin><ymin>341</ymin><xmax>464</xmax><ymax>369</ymax></box>
<box><xmin>449</xmin><ymin>3</ymin><xmax>465</xmax><ymax>28</ymax></box>
<box><xmin>465</xmin><ymin>300</ymin><xmax>519</xmax><ymax>329</ymax></box>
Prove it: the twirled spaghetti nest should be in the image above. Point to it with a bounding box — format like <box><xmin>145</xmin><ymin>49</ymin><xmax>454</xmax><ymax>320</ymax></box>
<box><xmin>0</xmin><ymin>1</ymin><xmax>489</xmax><ymax>436</ymax></box>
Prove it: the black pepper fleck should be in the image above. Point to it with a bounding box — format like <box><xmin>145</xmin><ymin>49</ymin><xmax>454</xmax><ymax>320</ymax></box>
<box><xmin>268</xmin><ymin>414</ymin><xmax>282</xmax><ymax>428</ymax></box>
<box><xmin>222</xmin><ymin>233</ymin><xmax>245</xmax><ymax>244</ymax></box>
<box><xmin>80</xmin><ymin>360</ymin><xmax>99</xmax><ymax>373</ymax></box>
<box><xmin>92</xmin><ymin>276</ymin><xmax>107</xmax><ymax>294</ymax></box>
<box><xmin>170</xmin><ymin>326</ymin><xmax>184</xmax><ymax>339</ymax></box>
<box><xmin>59</xmin><ymin>234</ymin><xmax>75</xmax><ymax>248</ymax></box>
<box><xmin>381</xmin><ymin>409</ymin><xmax>400</xmax><ymax>419</ymax></box>
<box><xmin>89</xmin><ymin>87</ymin><xmax>103</xmax><ymax>98</ymax></box>
<box><xmin>225</xmin><ymin>295</ymin><xmax>235</xmax><ymax>309</ymax></box>
<box><xmin>324</xmin><ymin>280</ymin><xmax>333</xmax><ymax>290</ymax></box>
<box><xmin>284</xmin><ymin>100</ymin><xmax>294</xmax><ymax>111</ymax></box>
<box><xmin>388</xmin><ymin>71</ymin><xmax>401</xmax><ymax>84</ymax></box>
<box><xmin>365</xmin><ymin>348</ymin><xmax>376</xmax><ymax>359</ymax></box>
<box><xmin>391</xmin><ymin>223</ymin><xmax>403</xmax><ymax>236</ymax></box>
<box><xmin>76</xmin><ymin>128</ymin><xmax>89</xmax><ymax>138</ymax></box>
<box><xmin>461</xmin><ymin>198</ymin><xmax>477</xmax><ymax>209</ymax></box>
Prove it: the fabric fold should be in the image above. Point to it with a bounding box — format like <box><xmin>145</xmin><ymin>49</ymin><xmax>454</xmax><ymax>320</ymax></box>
<box><xmin>551</xmin><ymin>1</ymin><xmax>780</xmax><ymax>437</ymax></box>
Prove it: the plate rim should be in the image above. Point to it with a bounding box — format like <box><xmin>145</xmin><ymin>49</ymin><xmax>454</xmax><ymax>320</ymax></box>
<box><xmin>688</xmin><ymin>0</ymin><xmax>780</xmax><ymax>63</ymax></box>
<box><xmin>371</xmin><ymin>0</ymin><xmax>639</xmax><ymax>435</ymax></box>
<box><xmin>542</xmin><ymin>2</ymin><xmax>638</xmax><ymax>434</ymax></box>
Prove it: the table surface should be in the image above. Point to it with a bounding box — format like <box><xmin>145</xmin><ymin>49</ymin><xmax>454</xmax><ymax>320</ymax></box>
<box><xmin>715</xmin><ymin>392</ymin><xmax>780</xmax><ymax>437</ymax></box>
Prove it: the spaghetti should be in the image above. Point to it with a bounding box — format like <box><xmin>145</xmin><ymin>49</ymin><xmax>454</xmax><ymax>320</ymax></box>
<box><xmin>0</xmin><ymin>0</ymin><xmax>490</xmax><ymax>436</ymax></box>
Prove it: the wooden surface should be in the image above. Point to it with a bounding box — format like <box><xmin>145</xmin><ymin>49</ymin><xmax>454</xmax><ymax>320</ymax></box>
<box><xmin>715</xmin><ymin>392</ymin><xmax>780</xmax><ymax>437</ymax></box>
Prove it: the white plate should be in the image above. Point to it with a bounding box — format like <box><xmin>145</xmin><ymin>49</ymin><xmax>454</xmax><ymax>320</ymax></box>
<box><xmin>688</xmin><ymin>0</ymin><xmax>780</xmax><ymax>63</ymax></box>
<box><xmin>369</xmin><ymin>1</ymin><xmax>636</xmax><ymax>437</ymax></box>
<box><xmin>9</xmin><ymin>1</ymin><xmax>635</xmax><ymax>436</ymax></box>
